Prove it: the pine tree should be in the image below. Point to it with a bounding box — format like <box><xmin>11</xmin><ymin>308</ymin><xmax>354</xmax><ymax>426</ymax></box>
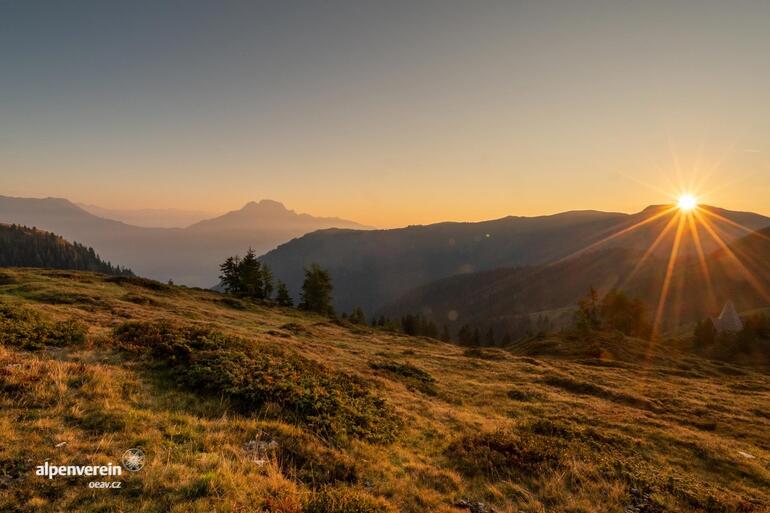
<box><xmin>275</xmin><ymin>280</ymin><xmax>293</xmax><ymax>307</ymax></box>
<box><xmin>485</xmin><ymin>327</ymin><xmax>495</xmax><ymax>346</ymax></box>
<box><xmin>458</xmin><ymin>324</ymin><xmax>473</xmax><ymax>345</ymax></box>
<box><xmin>575</xmin><ymin>286</ymin><xmax>601</xmax><ymax>335</ymax></box>
<box><xmin>350</xmin><ymin>306</ymin><xmax>366</xmax><ymax>324</ymax></box>
<box><xmin>219</xmin><ymin>256</ymin><xmax>241</xmax><ymax>294</ymax></box>
<box><xmin>472</xmin><ymin>327</ymin><xmax>481</xmax><ymax>346</ymax></box>
<box><xmin>261</xmin><ymin>264</ymin><xmax>274</xmax><ymax>299</ymax></box>
<box><xmin>401</xmin><ymin>314</ymin><xmax>418</xmax><ymax>335</ymax></box>
<box><xmin>300</xmin><ymin>263</ymin><xmax>334</xmax><ymax>315</ymax></box>
<box><xmin>441</xmin><ymin>324</ymin><xmax>451</xmax><ymax>342</ymax></box>
<box><xmin>238</xmin><ymin>248</ymin><xmax>264</xmax><ymax>299</ymax></box>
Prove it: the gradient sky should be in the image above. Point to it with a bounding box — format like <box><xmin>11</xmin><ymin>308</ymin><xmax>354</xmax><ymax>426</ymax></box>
<box><xmin>1</xmin><ymin>0</ymin><xmax>769</xmax><ymax>227</ymax></box>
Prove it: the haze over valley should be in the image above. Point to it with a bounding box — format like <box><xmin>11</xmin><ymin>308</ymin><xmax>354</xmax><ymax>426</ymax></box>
<box><xmin>0</xmin><ymin>195</ymin><xmax>367</xmax><ymax>287</ymax></box>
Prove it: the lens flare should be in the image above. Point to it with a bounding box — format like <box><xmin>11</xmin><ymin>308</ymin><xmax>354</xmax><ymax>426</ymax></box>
<box><xmin>677</xmin><ymin>195</ymin><xmax>697</xmax><ymax>211</ymax></box>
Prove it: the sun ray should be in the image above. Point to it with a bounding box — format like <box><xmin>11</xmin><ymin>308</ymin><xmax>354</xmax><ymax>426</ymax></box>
<box><xmin>622</xmin><ymin>212</ymin><xmax>680</xmax><ymax>286</ymax></box>
<box><xmin>686</xmin><ymin>213</ymin><xmax>718</xmax><ymax>312</ymax></box>
<box><xmin>553</xmin><ymin>206</ymin><xmax>678</xmax><ymax>265</ymax></box>
<box><xmin>698</xmin><ymin>206</ymin><xmax>770</xmax><ymax>241</ymax></box>
<box><xmin>619</xmin><ymin>171</ymin><xmax>680</xmax><ymax>201</ymax></box>
<box><xmin>651</xmin><ymin>212</ymin><xmax>686</xmax><ymax>340</ymax></box>
<box><xmin>699</xmin><ymin>211</ymin><xmax>769</xmax><ymax>286</ymax></box>
<box><xmin>695</xmin><ymin>211</ymin><xmax>770</xmax><ymax>304</ymax></box>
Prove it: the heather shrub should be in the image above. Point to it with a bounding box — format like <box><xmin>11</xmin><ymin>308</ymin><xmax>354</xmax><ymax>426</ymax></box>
<box><xmin>368</xmin><ymin>359</ymin><xmax>437</xmax><ymax>396</ymax></box>
<box><xmin>0</xmin><ymin>303</ymin><xmax>86</xmax><ymax>350</ymax></box>
<box><xmin>447</xmin><ymin>429</ymin><xmax>563</xmax><ymax>480</ymax></box>
<box><xmin>113</xmin><ymin>321</ymin><xmax>400</xmax><ymax>445</ymax></box>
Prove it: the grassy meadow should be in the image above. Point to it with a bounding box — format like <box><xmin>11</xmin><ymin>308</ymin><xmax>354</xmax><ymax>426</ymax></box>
<box><xmin>0</xmin><ymin>268</ymin><xmax>768</xmax><ymax>513</ymax></box>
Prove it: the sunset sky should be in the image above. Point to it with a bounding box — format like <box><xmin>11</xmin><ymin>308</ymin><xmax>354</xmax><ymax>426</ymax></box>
<box><xmin>2</xmin><ymin>1</ymin><xmax>769</xmax><ymax>227</ymax></box>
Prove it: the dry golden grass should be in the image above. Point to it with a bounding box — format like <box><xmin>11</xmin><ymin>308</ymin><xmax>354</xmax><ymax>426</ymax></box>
<box><xmin>0</xmin><ymin>268</ymin><xmax>768</xmax><ymax>512</ymax></box>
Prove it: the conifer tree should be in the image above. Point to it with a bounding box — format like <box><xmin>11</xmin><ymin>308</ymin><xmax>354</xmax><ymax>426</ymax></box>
<box><xmin>350</xmin><ymin>306</ymin><xmax>366</xmax><ymax>324</ymax></box>
<box><xmin>458</xmin><ymin>324</ymin><xmax>473</xmax><ymax>345</ymax></box>
<box><xmin>275</xmin><ymin>280</ymin><xmax>293</xmax><ymax>307</ymax></box>
<box><xmin>485</xmin><ymin>327</ymin><xmax>495</xmax><ymax>346</ymax></box>
<box><xmin>300</xmin><ymin>263</ymin><xmax>334</xmax><ymax>315</ymax></box>
<box><xmin>238</xmin><ymin>248</ymin><xmax>263</xmax><ymax>298</ymax></box>
<box><xmin>219</xmin><ymin>256</ymin><xmax>242</xmax><ymax>294</ymax></box>
<box><xmin>261</xmin><ymin>264</ymin><xmax>274</xmax><ymax>299</ymax></box>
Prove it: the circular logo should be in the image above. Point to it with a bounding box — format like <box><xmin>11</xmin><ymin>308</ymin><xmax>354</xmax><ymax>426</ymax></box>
<box><xmin>121</xmin><ymin>448</ymin><xmax>145</xmax><ymax>472</ymax></box>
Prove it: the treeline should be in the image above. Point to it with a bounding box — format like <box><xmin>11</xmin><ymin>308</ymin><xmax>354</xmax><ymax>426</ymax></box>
<box><xmin>366</xmin><ymin>312</ymin><xmax>553</xmax><ymax>346</ymax></box>
<box><xmin>218</xmin><ymin>251</ymin><xmax>656</xmax><ymax>347</ymax></box>
<box><xmin>0</xmin><ymin>224</ymin><xmax>132</xmax><ymax>276</ymax></box>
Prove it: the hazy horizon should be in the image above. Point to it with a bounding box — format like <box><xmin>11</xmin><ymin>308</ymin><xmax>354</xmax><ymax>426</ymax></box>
<box><xmin>6</xmin><ymin>193</ymin><xmax>769</xmax><ymax>232</ymax></box>
<box><xmin>3</xmin><ymin>1</ymin><xmax>770</xmax><ymax>227</ymax></box>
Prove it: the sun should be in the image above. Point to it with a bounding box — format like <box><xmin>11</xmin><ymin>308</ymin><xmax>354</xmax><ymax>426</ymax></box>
<box><xmin>677</xmin><ymin>194</ymin><xmax>697</xmax><ymax>212</ymax></box>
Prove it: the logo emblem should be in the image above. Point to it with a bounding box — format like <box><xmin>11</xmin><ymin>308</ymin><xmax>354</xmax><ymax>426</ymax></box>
<box><xmin>121</xmin><ymin>448</ymin><xmax>145</xmax><ymax>472</ymax></box>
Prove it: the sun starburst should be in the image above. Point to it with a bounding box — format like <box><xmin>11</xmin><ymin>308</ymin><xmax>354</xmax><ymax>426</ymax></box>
<box><xmin>677</xmin><ymin>194</ymin><xmax>697</xmax><ymax>212</ymax></box>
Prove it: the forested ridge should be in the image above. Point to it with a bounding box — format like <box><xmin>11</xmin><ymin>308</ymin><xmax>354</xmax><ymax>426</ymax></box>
<box><xmin>0</xmin><ymin>223</ymin><xmax>131</xmax><ymax>275</ymax></box>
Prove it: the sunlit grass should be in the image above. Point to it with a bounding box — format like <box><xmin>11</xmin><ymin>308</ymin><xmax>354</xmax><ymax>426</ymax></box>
<box><xmin>0</xmin><ymin>268</ymin><xmax>769</xmax><ymax>512</ymax></box>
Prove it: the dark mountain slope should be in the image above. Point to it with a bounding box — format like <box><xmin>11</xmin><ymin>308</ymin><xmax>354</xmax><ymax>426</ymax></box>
<box><xmin>385</xmin><ymin>226</ymin><xmax>770</xmax><ymax>336</ymax></box>
<box><xmin>261</xmin><ymin>205</ymin><xmax>770</xmax><ymax>313</ymax></box>
<box><xmin>0</xmin><ymin>224</ymin><xmax>131</xmax><ymax>275</ymax></box>
<box><xmin>383</xmin><ymin>247</ymin><xmax>662</xmax><ymax>334</ymax></box>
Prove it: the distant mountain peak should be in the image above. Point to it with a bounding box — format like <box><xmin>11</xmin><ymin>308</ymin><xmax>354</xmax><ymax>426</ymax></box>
<box><xmin>185</xmin><ymin>199</ymin><xmax>367</xmax><ymax>232</ymax></box>
<box><xmin>240</xmin><ymin>199</ymin><xmax>293</xmax><ymax>214</ymax></box>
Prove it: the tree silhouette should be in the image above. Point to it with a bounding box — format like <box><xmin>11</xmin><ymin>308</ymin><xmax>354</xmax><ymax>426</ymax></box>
<box><xmin>0</xmin><ymin>224</ymin><xmax>131</xmax><ymax>275</ymax></box>
<box><xmin>219</xmin><ymin>248</ymin><xmax>272</xmax><ymax>300</ymax></box>
<box><xmin>274</xmin><ymin>280</ymin><xmax>293</xmax><ymax>306</ymax></box>
<box><xmin>300</xmin><ymin>263</ymin><xmax>334</xmax><ymax>315</ymax></box>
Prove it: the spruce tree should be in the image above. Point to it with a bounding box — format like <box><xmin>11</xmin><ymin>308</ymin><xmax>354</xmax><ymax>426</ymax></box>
<box><xmin>350</xmin><ymin>306</ymin><xmax>366</xmax><ymax>324</ymax></box>
<box><xmin>458</xmin><ymin>324</ymin><xmax>473</xmax><ymax>345</ymax></box>
<box><xmin>261</xmin><ymin>264</ymin><xmax>274</xmax><ymax>299</ymax></box>
<box><xmin>275</xmin><ymin>280</ymin><xmax>293</xmax><ymax>307</ymax></box>
<box><xmin>219</xmin><ymin>256</ymin><xmax>241</xmax><ymax>294</ymax></box>
<box><xmin>238</xmin><ymin>248</ymin><xmax>263</xmax><ymax>299</ymax></box>
<box><xmin>485</xmin><ymin>327</ymin><xmax>495</xmax><ymax>346</ymax></box>
<box><xmin>299</xmin><ymin>263</ymin><xmax>334</xmax><ymax>315</ymax></box>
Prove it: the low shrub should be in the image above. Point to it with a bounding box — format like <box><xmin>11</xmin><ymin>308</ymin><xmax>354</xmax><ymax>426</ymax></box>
<box><xmin>122</xmin><ymin>293</ymin><xmax>161</xmax><ymax>306</ymax></box>
<box><xmin>218</xmin><ymin>296</ymin><xmax>247</xmax><ymax>310</ymax></box>
<box><xmin>447</xmin><ymin>429</ymin><xmax>563</xmax><ymax>480</ymax></box>
<box><xmin>506</xmin><ymin>389</ymin><xmax>542</xmax><ymax>402</ymax></box>
<box><xmin>69</xmin><ymin>409</ymin><xmax>127</xmax><ymax>433</ymax></box>
<box><xmin>463</xmin><ymin>348</ymin><xmax>507</xmax><ymax>360</ymax></box>
<box><xmin>369</xmin><ymin>359</ymin><xmax>437</xmax><ymax>396</ymax></box>
<box><xmin>259</xmin><ymin>426</ymin><xmax>358</xmax><ymax>485</ymax></box>
<box><xmin>24</xmin><ymin>290</ymin><xmax>98</xmax><ymax>305</ymax></box>
<box><xmin>541</xmin><ymin>375</ymin><xmax>658</xmax><ymax>411</ymax></box>
<box><xmin>0</xmin><ymin>271</ymin><xmax>16</xmax><ymax>285</ymax></box>
<box><xmin>113</xmin><ymin>321</ymin><xmax>400</xmax><ymax>445</ymax></box>
<box><xmin>106</xmin><ymin>275</ymin><xmax>172</xmax><ymax>292</ymax></box>
<box><xmin>0</xmin><ymin>303</ymin><xmax>86</xmax><ymax>350</ymax></box>
<box><xmin>113</xmin><ymin>320</ymin><xmax>230</xmax><ymax>362</ymax></box>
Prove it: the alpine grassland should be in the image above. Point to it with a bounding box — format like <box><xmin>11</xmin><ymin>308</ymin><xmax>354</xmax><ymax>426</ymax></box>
<box><xmin>0</xmin><ymin>268</ymin><xmax>768</xmax><ymax>512</ymax></box>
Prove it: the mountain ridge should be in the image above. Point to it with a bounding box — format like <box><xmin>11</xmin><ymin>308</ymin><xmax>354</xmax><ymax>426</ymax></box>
<box><xmin>260</xmin><ymin>204</ymin><xmax>770</xmax><ymax>314</ymax></box>
<box><xmin>0</xmin><ymin>195</ymin><xmax>367</xmax><ymax>287</ymax></box>
<box><xmin>383</xmin><ymin>225</ymin><xmax>770</xmax><ymax>337</ymax></box>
